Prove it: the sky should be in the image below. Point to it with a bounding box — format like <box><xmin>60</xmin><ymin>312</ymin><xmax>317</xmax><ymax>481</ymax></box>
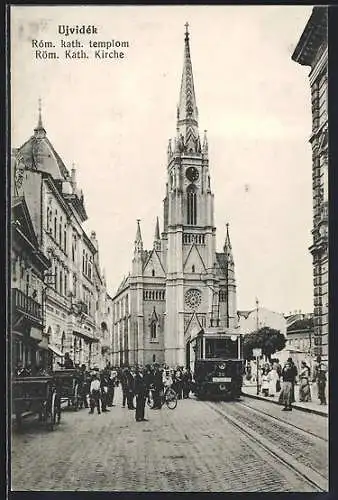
<box><xmin>11</xmin><ymin>5</ymin><xmax>314</xmax><ymax>315</ymax></box>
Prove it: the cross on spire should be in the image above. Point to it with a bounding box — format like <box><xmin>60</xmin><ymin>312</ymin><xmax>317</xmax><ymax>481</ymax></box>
<box><xmin>185</xmin><ymin>22</ymin><xmax>189</xmax><ymax>35</ymax></box>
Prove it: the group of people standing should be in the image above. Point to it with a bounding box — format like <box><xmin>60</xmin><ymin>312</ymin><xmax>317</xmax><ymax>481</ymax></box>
<box><xmin>256</xmin><ymin>356</ymin><xmax>327</xmax><ymax>411</ymax></box>
<box><xmin>118</xmin><ymin>364</ymin><xmax>193</xmax><ymax>421</ymax></box>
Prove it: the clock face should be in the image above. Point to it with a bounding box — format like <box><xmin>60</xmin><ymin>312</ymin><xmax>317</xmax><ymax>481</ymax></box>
<box><xmin>186</xmin><ymin>167</ymin><xmax>199</xmax><ymax>182</ymax></box>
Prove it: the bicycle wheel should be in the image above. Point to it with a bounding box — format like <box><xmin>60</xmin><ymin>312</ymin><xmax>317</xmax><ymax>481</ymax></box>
<box><xmin>146</xmin><ymin>390</ymin><xmax>154</xmax><ymax>408</ymax></box>
<box><xmin>165</xmin><ymin>388</ymin><xmax>177</xmax><ymax>410</ymax></box>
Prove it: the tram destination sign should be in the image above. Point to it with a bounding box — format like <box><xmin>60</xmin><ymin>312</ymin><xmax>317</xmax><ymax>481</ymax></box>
<box><xmin>252</xmin><ymin>348</ymin><xmax>262</xmax><ymax>357</ymax></box>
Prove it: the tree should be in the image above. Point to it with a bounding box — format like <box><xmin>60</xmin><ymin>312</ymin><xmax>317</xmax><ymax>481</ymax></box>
<box><xmin>243</xmin><ymin>327</ymin><xmax>286</xmax><ymax>361</ymax></box>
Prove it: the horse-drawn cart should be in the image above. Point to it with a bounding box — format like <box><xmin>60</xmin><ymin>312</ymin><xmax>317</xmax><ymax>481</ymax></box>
<box><xmin>53</xmin><ymin>369</ymin><xmax>83</xmax><ymax>411</ymax></box>
<box><xmin>12</xmin><ymin>375</ymin><xmax>61</xmax><ymax>430</ymax></box>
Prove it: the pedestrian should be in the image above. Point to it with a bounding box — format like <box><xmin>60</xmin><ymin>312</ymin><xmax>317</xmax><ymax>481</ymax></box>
<box><xmin>182</xmin><ymin>367</ymin><xmax>192</xmax><ymax>398</ymax></box>
<box><xmin>107</xmin><ymin>367</ymin><xmax>117</xmax><ymax>407</ymax></box>
<box><xmin>175</xmin><ymin>367</ymin><xmax>183</xmax><ymax>399</ymax></box>
<box><xmin>134</xmin><ymin>366</ymin><xmax>149</xmax><ymax>422</ymax></box>
<box><xmin>278</xmin><ymin>358</ymin><xmax>298</xmax><ymax>411</ymax></box>
<box><xmin>89</xmin><ymin>373</ymin><xmax>101</xmax><ymax>415</ymax></box>
<box><xmin>312</xmin><ymin>356</ymin><xmax>327</xmax><ymax>405</ymax></box>
<box><xmin>272</xmin><ymin>358</ymin><xmax>282</xmax><ymax>392</ymax></box>
<box><xmin>100</xmin><ymin>370</ymin><xmax>110</xmax><ymax>412</ymax></box>
<box><xmin>152</xmin><ymin>364</ymin><xmax>163</xmax><ymax>409</ymax></box>
<box><xmin>126</xmin><ymin>367</ymin><xmax>136</xmax><ymax>410</ymax></box>
<box><xmin>267</xmin><ymin>363</ymin><xmax>279</xmax><ymax>397</ymax></box>
<box><xmin>261</xmin><ymin>368</ymin><xmax>270</xmax><ymax>397</ymax></box>
<box><xmin>299</xmin><ymin>361</ymin><xmax>312</xmax><ymax>402</ymax></box>
<box><xmin>79</xmin><ymin>364</ymin><xmax>89</xmax><ymax>409</ymax></box>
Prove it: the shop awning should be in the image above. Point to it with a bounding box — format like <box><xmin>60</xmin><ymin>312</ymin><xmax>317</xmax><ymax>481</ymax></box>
<box><xmin>30</xmin><ymin>326</ymin><xmax>43</xmax><ymax>342</ymax></box>
<box><xmin>48</xmin><ymin>344</ymin><xmax>64</xmax><ymax>357</ymax></box>
<box><xmin>72</xmin><ymin>330</ymin><xmax>99</xmax><ymax>342</ymax></box>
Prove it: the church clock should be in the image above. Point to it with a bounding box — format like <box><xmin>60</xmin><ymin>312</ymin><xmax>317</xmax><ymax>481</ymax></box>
<box><xmin>186</xmin><ymin>166</ymin><xmax>199</xmax><ymax>182</ymax></box>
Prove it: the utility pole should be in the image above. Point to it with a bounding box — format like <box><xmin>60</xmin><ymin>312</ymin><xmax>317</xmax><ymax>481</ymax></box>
<box><xmin>255</xmin><ymin>297</ymin><xmax>259</xmax><ymax>331</ymax></box>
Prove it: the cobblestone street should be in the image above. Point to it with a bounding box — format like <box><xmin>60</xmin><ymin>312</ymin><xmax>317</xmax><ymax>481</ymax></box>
<box><xmin>11</xmin><ymin>387</ymin><xmax>328</xmax><ymax>492</ymax></box>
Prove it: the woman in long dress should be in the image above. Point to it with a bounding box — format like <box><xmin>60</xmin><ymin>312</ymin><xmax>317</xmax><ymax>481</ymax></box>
<box><xmin>298</xmin><ymin>361</ymin><xmax>312</xmax><ymax>402</ymax></box>
<box><xmin>267</xmin><ymin>365</ymin><xmax>279</xmax><ymax>397</ymax></box>
<box><xmin>278</xmin><ymin>358</ymin><xmax>297</xmax><ymax>411</ymax></box>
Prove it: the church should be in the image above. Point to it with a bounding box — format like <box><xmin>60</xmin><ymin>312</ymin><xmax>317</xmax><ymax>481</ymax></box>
<box><xmin>111</xmin><ymin>25</ymin><xmax>238</xmax><ymax>368</ymax></box>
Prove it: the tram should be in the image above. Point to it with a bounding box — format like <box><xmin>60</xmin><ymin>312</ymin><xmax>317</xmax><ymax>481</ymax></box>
<box><xmin>189</xmin><ymin>329</ymin><xmax>244</xmax><ymax>400</ymax></box>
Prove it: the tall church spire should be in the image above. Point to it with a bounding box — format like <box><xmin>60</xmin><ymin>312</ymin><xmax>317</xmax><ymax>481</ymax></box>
<box><xmin>224</xmin><ymin>223</ymin><xmax>234</xmax><ymax>264</ymax></box>
<box><xmin>134</xmin><ymin>219</ymin><xmax>143</xmax><ymax>253</ymax></box>
<box><xmin>153</xmin><ymin>216</ymin><xmax>161</xmax><ymax>251</ymax></box>
<box><xmin>34</xmin><ymin>98</ymin><xmax>46</xmax><ymax>138</ymax></box>
<box><xmin>176</xmin><ymin>23</ymin><xmax>200</xmax><ymax>152</ymax></box>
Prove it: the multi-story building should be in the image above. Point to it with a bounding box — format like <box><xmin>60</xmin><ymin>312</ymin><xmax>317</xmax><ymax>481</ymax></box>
<box><xmin>112</xmin><ymin>26</ymin><xmax>238</xmax><ymax>368</ymax></box>
<box><xmin>285</xmin><ymin>313</ymin><xmax>314</xmax><ymax>357</ymax></box>
<box><xmin>11</xmin><ymin>175</ymin><xmax>51</xmax><ymax>371</ymax></box>
<box><xmin>11</xmin><ymin>107</ymin><xmax>113</xmax><ymax>369</ymax></box>
<box><xmin>237</xmin><ymin>306</ymin><xmax>287</xmax><ymax>337</ymax></box>
<box><xmin>292</xmin><ymin>7</ymin><xmax>328</xmax><ymax>360</ymax></box>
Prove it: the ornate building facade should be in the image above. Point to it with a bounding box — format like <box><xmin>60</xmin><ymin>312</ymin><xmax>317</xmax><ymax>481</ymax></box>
<box><xmin>112</xmin><ymin>26</ymin><xmax>238</xmax><ymax>368</ymax></box>
<box><xmin>11</xmin><ymin>108</ymin><xmax>113</xmax><ymax>370</ymax></box>
<box><xmin>292</xmin><ymin>7</ymin><xmax>328</xmax><ymax>360</ymax></box>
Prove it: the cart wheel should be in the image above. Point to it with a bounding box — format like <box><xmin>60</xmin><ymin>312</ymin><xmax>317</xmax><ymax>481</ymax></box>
<box><xmin>47</xmin><ymin>392</ymin><xmax>57</xmax><ymax>431</ymax></box>
<box><xmin>165</xmin><ymin>388</ymin><xmax>178</xmax><ymax>410</ymax></box>
<box><xmin>73</xmin><ymin>383</ymin><xmax>79</xmax><ymax>411</ymax></box>
<box><xmin>56</xmin><ymin>395</ymin><xmax>62</xmax><ymax>424</ymax></box>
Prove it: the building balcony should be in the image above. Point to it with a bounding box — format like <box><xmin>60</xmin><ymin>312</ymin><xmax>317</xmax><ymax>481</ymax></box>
<box><xmin>12</xmin><ymin>288</ymin><xmax>42</xmax><ymax>324</ymax></box>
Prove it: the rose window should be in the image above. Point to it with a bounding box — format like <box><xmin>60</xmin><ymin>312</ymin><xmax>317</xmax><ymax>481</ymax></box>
<box><xmin>185</xmin><ymin>289</ymin><xmax>202</xmax><ymax>310</ymax></box>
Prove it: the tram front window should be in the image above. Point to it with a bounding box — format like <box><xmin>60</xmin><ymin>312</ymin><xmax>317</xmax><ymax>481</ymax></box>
<box><xmin>205</xmin><ymin>339</ymin><xmax>237</xmax><ymax>359</ymax></box>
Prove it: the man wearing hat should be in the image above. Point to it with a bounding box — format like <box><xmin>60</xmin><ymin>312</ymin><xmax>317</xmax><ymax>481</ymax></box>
<box><xmin>134</xmin><ymin>366</ymin><xmax>149</xmax><ymax>422</ymax></box>
<box><xmin>89</xmin><ymin>373</ymin><xmax>102</xmax><ymax>414</ymax></box>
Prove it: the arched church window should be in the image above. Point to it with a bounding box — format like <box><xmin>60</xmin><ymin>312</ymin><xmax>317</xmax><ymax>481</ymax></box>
<box><xmin>151</xmin><ymin>322</ymin><xmax>157</xmax><ymax>340</ymax></box>
<box><xmin>187</xmin><ymin>184</ymin><xmax>197</xmax><ymax>225</ymax></box>
<box><xmin>192</xmin><ymin>265</ymin><xmax>195</xmax><ymax>273</ymax></box>
<box><xmin>152</xmin><ymin>269</ymin><xmax>155</xmax><ymax>277</ymax></box>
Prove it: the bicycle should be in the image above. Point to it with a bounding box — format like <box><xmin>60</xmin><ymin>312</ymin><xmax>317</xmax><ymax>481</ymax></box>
<box><xmin>147</xmin><ymin>384</ymin><xmax>178</xmax><ymax>410</ymax></box>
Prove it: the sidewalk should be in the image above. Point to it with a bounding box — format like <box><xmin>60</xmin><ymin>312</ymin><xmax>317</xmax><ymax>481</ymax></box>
<box><xmin>242</xmin><ymin>383</ymin><xmax>328</xmax><ymax>417</ymax></box>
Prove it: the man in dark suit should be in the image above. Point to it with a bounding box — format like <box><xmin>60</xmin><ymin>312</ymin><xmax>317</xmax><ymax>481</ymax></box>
<box><xmin>134</xmin><ymin>366</ymin><xmax>149</xmax><ymax>422</ymax></box>
<box><xmin>152</xmin><ymin>364</ymin><xmax>163</xmax><ymax>409</ymax></box>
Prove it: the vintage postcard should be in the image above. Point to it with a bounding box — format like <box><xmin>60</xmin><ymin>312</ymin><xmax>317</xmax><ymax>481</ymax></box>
<box><xmin>9</xmin><ymin>5</ymin><xmax>328</xmax><ymax>493</ymax></box>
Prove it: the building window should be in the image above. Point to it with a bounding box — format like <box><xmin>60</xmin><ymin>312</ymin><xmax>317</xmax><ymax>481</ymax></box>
<box><xmin>61</xmin><ymin>332</ymin><xmax>66</xmax><ymax>353</ymax></box>
<box><xmin>152</xmin><ymin>354</ymin><xmax>156</xmax><ymax>362</ymax></box>
<box><xmin>187</xmin><ymin>184</ymin><xmax>197</xmax><ymax>225</ymax></box>
<box><xmin>59</xmin><ymin>217</ymin><xmax>62</xmax><ymax>247</ymax></box>
<box><xmin>192</xmin><ymin>265</ymin><xmax>195</xmax><ymax>273</ymax></box>
<box><xmin>64</xmin><ymin>224</ymin><xmax>67</xmax><ymax>253</ymax></box>
<box><xmin>151</xmin><ymin>322</ymin><xmax>157</xmax><ymax>340</ymax></box>
<box><xmin>152</xmin><ymin>269</ymin><xmax>155</xmax><ymax>277</ymax></box>
<box><xmin>64</xmin><ymin>272</ymin><xmax>68</xmax><ymax>296</ymax></box>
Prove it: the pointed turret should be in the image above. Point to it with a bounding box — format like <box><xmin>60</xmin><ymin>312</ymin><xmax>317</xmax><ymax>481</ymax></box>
<box><xmin>202</xmin><ymin>130</ymin><xmax>208</xmax><ymax>154</ymax></box>
<box><xmin>176</xmin><ymin>23</ymin><xmax>200</xmax><ymax>152</ymax></box>
<box><xmin>153</xmin><ymin>216</ymin><xmax>161</xmax><ymax>251</ymax></box>
<box><xmin>134</xmin><ymin>219</ymin><xmax>143</xmax><ymax>254</ymax></box>
<box><xmin>223</xmin><ymin>223</ymin><xmax>234</xmax><ymax>265</ymax></box>
<box><xmin>34</xmin><ymin>98</ymin><xmax>46</xmax><ymax>138</ymax></box>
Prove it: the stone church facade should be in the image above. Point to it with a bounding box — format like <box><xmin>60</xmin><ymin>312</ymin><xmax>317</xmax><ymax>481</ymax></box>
<box><xmin>112</xmin><ymin>26</ymin><xmax>238</xmax><ymax>368</ymax></box>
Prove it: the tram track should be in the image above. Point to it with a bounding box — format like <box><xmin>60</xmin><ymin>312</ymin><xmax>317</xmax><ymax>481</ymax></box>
<box><xmin>206</xmin><ymin>400</ymin><xmax>328</xmax><ymax>492</ymax></box>
<box><xmin>236</xmin><ymin>400</ymin><xmax>328</xmax><ymax>443</ymax></box>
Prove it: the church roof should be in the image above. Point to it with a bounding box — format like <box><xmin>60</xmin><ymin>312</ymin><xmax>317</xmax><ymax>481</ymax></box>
<box><xmin>17</xmin><ymin>124</ymin><xmax>69</xmax><ymax>181</ymax></box>
<box><xmin>116</xmin><ymin>274</ymin><xmax>130</xmax><ymax>294</ymax></box>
